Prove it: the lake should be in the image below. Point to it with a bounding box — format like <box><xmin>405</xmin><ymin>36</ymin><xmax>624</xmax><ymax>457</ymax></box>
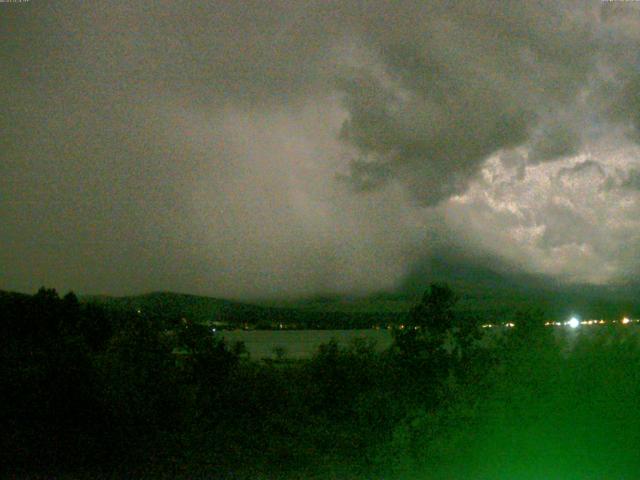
<box><xmin>217</xmin><ymin>323</ymin><xmax>639</xmax><ymax>359</ymax></box>
<box><xmin>218</xmin><ymin>329</ymin><xmax>394</xmax><ymax>359</ymax></box>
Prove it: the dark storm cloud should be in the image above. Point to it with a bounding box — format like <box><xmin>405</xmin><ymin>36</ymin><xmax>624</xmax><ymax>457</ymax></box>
<box><xmin>335</xmin><ymin>0</ymin><xmax>598</xmax><ymax>204</ymax></box>
<box><xmin>528</xmin><ymin>122</ymin><xmax>581</xmax><ymax>164</ymax></box>
<box><xmin>3</xmin><ymin>0</ymin><xmax>640</xmax><ymax>297</ymax></box>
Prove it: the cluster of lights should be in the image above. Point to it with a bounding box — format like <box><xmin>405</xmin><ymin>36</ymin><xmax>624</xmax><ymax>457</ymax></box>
<box><xmin>480</xmin><ymin>317</ymin><xmax>638</xmax><ymax>330</ymax></box>
<box><xmin>480</xmin><ymin>323</ymin><xmax>517</xmax><ymax>329</ymax></box>
<box><xmin>480</xmin><ymin>322</ymin><xmax>516</xmax><ymax>329</ymax></box>
<box><xmin>562</xmin><ymin>316</ymin><xmax>638</xmax><ymax>328</ymax></box>
<box><xmin>568</xmin><ymin>316</ymin><xmax>580</xmax><ymax>329</ymax></box>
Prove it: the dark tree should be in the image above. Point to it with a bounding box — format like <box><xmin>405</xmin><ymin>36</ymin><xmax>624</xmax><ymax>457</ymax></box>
<box><xmin>77</xmin><ymin>302</ymin><xmax>114</xmax><ymax>352</ymax></box>
<box><xmin>410</xmin><ymin>283</ymin><xmax>457</xmax><ymax>335</ymax></box>
<box><xmin>394</xmin><ymin>283</ymin><xmax>458</xmax><ymax>358</ymax></box>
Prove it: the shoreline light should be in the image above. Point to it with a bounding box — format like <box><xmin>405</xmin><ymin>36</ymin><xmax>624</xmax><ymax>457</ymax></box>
<box><xmin>568</xmin><ymin>317</ymin><xmax>580</xmax><ymax>329</ymax></box>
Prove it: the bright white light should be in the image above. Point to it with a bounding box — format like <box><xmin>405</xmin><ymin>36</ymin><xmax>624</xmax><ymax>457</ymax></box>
<box><xmin>622</xmin><ymin>317</ymin><xmax>631</xmax><ymax>325</ymax></box>
<box><xmin>568</xmin><ymin>317</ymin><xmax>580</xmax><ymax>329</ymax></box>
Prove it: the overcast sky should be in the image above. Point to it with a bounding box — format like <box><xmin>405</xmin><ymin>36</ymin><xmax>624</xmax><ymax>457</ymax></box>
<box><xmin>3</xmin><ymin>1</ymin><xmax>640</xmax><ymax>298</ymax></box>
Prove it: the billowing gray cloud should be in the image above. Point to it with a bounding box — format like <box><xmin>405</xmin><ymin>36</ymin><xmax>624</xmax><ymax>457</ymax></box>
<box><xmin>3</xmin><ymin>1</ymin><xmax>640</xmax><ymax>297</ymax></box>
<box><xmin>335</xmin><ymin>0</ymin><xmax>599</xmax><ymax>203</ymax></box>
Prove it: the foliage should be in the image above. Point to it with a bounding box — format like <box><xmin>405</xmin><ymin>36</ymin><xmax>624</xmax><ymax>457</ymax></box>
<box><xmin>4</xmin><ymin>285</ymin><xmax>640</xmax><ymax>479</ymax></box>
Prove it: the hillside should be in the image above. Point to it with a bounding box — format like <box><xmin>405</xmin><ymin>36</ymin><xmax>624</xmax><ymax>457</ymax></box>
<box><xmin>79</xmin><ymin>275</ymin><xmax>640</xmax><ymax>330</ymax></box>
<box><xmin>401</xmin><ymin>254</ymin><xmax>640</xmax><ymax>320</ymax></box>
<box><xmin>80</xmin><ymin>291</ymin><xmax>402</xmax><ymax>329</ymax></box>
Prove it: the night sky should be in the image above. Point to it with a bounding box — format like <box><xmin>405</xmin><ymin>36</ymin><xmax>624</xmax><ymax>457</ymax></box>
<box><xmin>3</xmin><ymin>1</ymin><xmax>640</xmax><ymax>299</ymax></box>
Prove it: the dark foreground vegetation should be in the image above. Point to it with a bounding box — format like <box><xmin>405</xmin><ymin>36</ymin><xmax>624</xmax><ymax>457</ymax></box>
<box><xmin>3</xmin><ymin>285</ymin><xmax>640</xmax><ymax>479</ymax></box>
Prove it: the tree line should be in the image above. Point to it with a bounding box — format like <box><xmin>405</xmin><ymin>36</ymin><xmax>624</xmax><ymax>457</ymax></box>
<box><xmin>2</xmin><ymin>284</ymin><xmax>640</xmax><ymax>478</ymax></box>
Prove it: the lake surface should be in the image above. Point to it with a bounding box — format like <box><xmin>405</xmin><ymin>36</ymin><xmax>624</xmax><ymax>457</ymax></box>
<box><xmin>219</xmin><ymin>329</ymin><xmax>393</xmax><ymax>359</ymax></box>
<box><xmin>218</xmin><ymin>323</ymin><xmax>640</xmax><ymax>359</ymax></box>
